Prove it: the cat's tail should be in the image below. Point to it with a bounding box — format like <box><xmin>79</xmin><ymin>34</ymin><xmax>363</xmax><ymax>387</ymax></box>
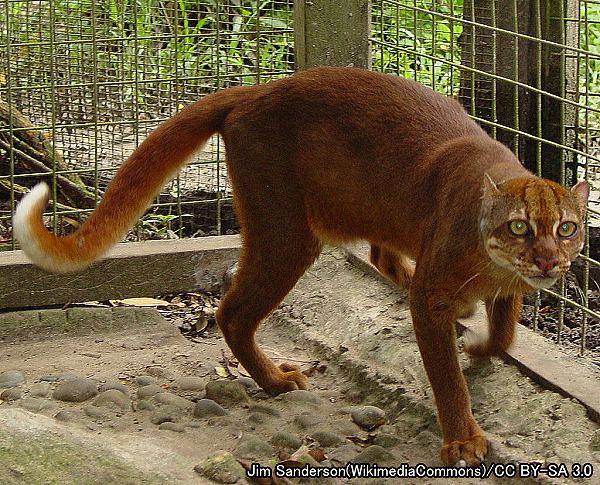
<box><xmin>13</xmin><ymin>86</ymin><xmax>252</xmax><ymax>273</ymax></box>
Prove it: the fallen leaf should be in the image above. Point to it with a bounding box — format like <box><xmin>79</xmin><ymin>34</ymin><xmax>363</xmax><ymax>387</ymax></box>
<box><xmin>215</xmin><ymin>366</ymin><xmax>230</xmax><ymax>378</ymax></box>
<box><xmin>111</xmin><ymin>297</ymin><xmax>170</xmax><ymax>307</ymax></box>
<box><xmin>194</xmin><ymin>316</ymin><xmax>209</xmax><ymax>334</ymax></box>
<box><xmin>289</xmin><ymin>445</ymin><xmax>312</xmax><ymax>461</ymax></box>
<box><xmin>347</xmin><ymin>435</ymin><xmax>375</xmax><ymax>447</ymax></box>
<box><xmin>307</xmin><ymin>448</ymin><xmax>326</xmax><ymax>462</ymax></box>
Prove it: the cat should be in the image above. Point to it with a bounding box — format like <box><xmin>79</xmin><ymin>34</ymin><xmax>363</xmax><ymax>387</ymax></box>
<box><xmin>13</xmin><ymin>67</ymin><xmax>589</xmax><ymax>466</ymax></box>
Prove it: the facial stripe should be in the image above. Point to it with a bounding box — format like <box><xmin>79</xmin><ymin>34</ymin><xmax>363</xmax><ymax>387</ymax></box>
<box><xmin>524</xmin><ymin>181</ymin><xmax>560</xmax><ymax>237</ymax></box>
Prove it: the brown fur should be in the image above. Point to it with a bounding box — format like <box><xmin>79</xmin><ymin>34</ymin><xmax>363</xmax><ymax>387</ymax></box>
<box><xmin>14</xmin><ymin>67</ymin><xmax>589</xmax><ymax>465</ymax></box>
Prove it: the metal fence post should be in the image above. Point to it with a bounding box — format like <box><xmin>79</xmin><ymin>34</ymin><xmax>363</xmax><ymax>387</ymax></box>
<box><xmin>294</xmin><ymin>0</ymin><xmax>371</xmax><ymax>69</ymax></box>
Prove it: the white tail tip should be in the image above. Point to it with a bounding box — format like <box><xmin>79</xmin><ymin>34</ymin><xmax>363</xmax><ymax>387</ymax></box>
<box><xmin>13</xmin><ymin>183</ymin><xmax>57</xmax><ymax>270</ymax></box>
<box><xmin>13</xmin><ymin>182</ymin><xmax>50</xmax><ymax>243</ymax></box>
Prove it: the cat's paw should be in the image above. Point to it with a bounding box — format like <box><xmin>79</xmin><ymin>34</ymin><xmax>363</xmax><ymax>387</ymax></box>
<box><xmin>463</xmin><ymin>328</ymin><xmax>493</xmax><ymax>357</ymax></box>
<box><xmin>263</xmin><ymin>363</ymin><xmax>308</xmax><ymax>395</ymax></box>
<box><xmin>440</xmin><ymin>433</ymin><xmax>488</xmax><ymax>466</ymax></box>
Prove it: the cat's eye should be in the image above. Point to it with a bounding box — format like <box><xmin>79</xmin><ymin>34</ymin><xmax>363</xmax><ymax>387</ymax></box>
<box><xmin>508</xmin><ymin>220</ymin><xmax>529</xmax><ymax>236</ymax></box>
<box><xmin>558</xmin><ymin>222</ymin><xmax>577</xmax><ymax>238</ymax></box>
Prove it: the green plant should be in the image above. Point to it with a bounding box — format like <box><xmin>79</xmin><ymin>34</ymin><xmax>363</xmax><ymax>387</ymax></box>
<box><xmin>372</xmin><ymin>0</ymin><xmax>464</xmax><ymax>95</ymax></box>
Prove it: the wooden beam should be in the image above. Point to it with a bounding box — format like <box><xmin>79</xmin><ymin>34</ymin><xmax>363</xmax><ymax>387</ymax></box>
<box><xmin>0</xmin><ymin>236</ymin><xmax>241</xmax><ymax>310</ymax></box>
<box><xmin>345</xmin><ymin>243</ymin><xmax>600</xmax><ymax>424</ymax></box>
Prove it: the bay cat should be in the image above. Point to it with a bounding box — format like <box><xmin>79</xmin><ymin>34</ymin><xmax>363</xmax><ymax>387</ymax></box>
<box><xmin>14</xmin><ymin>67</ymin><xmax>589</xmax><ymax>465</ymax></box>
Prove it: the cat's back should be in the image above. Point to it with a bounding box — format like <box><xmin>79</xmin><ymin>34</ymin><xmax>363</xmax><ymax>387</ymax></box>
<box><xmin>228</xmin><ymin>67</ymin><xmax>484</xmax><ymax>164</ymax></box>
<box><xmin>269</xmin><ymin>67</ymin><xmax>480</xmax><ymax>140</ymax></box>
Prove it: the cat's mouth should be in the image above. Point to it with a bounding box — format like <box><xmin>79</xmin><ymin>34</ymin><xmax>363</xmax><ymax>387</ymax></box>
<box><xmin>521</xmin><ymin>274</ymin><xmax>559</xmax><ymax>290</ymax></box>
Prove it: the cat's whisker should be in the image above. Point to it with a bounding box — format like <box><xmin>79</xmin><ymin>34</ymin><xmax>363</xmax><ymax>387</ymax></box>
<box><xmin>509</xmin><ymin>273</ymin><xmax>521</xmax><ymax>294</ymax></box>
<box><xmin>453</xmin><ymin>261</ymin><xmax>493</xmax><ymax>298</ymax></box>
<box><xmin>454</xmin><ymin>272</ymin><xmax>482</xmax><ymax>298</ymax></box>
<box><xmin>489</xmin><ymin>285</ymin><xmax>503</xmax><ymax>317</ymax></box>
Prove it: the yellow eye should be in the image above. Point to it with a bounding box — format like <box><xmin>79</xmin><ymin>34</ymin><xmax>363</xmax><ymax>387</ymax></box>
<box><xmin>508</xmin><ymin>220</ymin><xmax>529</xmax><ymax>236</ymax></box>
<box><xmin>558</xmin><ymin>222</ymin><xmax>577</xmax><ymax>238</ymax></box>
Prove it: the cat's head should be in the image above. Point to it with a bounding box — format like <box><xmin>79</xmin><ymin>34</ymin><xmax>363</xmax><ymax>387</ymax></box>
<box><xmin>480</xmin><ymin>176</ymin><xmax>589</xmax><ymax>290</ymax></box>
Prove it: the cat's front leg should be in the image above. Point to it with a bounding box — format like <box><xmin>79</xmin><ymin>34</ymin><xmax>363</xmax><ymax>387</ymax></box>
<box><xmin>464</xmin><ymin>293</ymin><xmax>522</xmax><ymax>357</ymax></box>
<box><xmin>369</xmin><ymin>244</ymin><xmax>414</xmax><ymax>289</ymax></box>
<box><xmin>409</xmin><ymin>274</ymin><xmax>488</xmax><ymax>465</ymax></box>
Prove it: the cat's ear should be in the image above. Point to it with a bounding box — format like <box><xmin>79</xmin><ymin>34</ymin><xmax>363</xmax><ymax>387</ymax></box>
<box><xmin>571</xmin><ymin>180</ymin><xmax>590</xmax><ymax>214</ymax></box>
<box><xmin>482</xmin><ymin>173</ymin><xmax>501</xmax><ymax>198</ymax></box>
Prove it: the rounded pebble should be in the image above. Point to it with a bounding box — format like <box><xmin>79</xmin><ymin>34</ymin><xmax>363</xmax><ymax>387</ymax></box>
<box><xmin>282</xmin><ymin>389</ymin><xmax>321</xmax><ymax>405</ymax></box>
<box><xmin>237</xmin><ymin>376</ymin><xmax>259</xmax><ymax>390</ymax></box>
<box><xmin>294</xmin><ymin>413</ymin><xmax>322</xmax><ymax>430</ymax></box>
<box><xmin>328</xmin><ymin>444</ymin><xmax>362</xmax><ymax>465</ymax></box>
<box><xmin>39</xmin><ymin>375</ymin><xmax>61</xmax><ymax>383</ymax></box>
<box><xmin>93</xmin><ymin>389</ymin><xmax>131</xmax><ymax>410</ymax></box>
<box><xmin>205</xmin><ymin>380</ymin><xmax>249</xmax><ymax>406</ymax></box>
<box><xmin>29</xmin><ymin>382</ymin><xmax>52</xmax><ymax>397</ymax></box>
<box><xmin>84</xmin><ymin>405</ymin><xmax>109</xmax><ymax>418</ymax></box>
<box><xmin>136</xmin><ymin>384</ymin><xmax>163</xmax><ymax>399</ymax></box>
<box><xmin>53</xmin><ymin>378</ymin><xmax>98</xmax><ymax>403</ymax></box>
<box><xmin>353</xmin><ymin>445</ymin><xmax>395</xmax><ymax>465</ymax></box>
<box><xmin>150</xmin><ymin>405</ymin><xmax>182</xmax><ymax>425</ymax></box>
<box><xmin>234</xmin><ymin>435</ymin><xmax>274</xmax><ymax>460</ymax></box>
<box><xmin>374</xmin><ymin>433</ymin><xmax>402</xmax><ymax>448</ymax></box>
<box><xmin>351</xmin><ymin>405</ymin><xmax>386</xmax><ymax>430</ymax></box>
<box><xmin>145</xmin><ymin>366</ymin><xmax>174</xmax><ymax>379</ymax></box>
<box><xmin>135</xmin><ymin>375</ymin><xmax>158</xmax><ymax>386</ymax></box>
<box><xmin>136</xmin><ymin>400</ymin><xmax>156</xmax><ymax>412</ymax></box>
<box><xmin>175</xmin><ymin>376</ymin><xmax>205</xmax><ymax>392</ymax></box>
<box><xmin>159</xmin><ymin>422</ymin><xmax>186</xmax><ymax>433</ymax></box>
<box><xmin>19</xmin><ymin>398</ymin><xmax>55</xmax><ymax>413</ymax></box>
<box><xmin>153</xmin><ymin>392</ymin><xmax>193</xmax><ymax>409</ymax></box>
<box><xmin>0</xmin><ymin>370</ymin><xmax>25</xmax><ymax>388</ymax></box>
<box><xmin>99</xmin><ymin>381</ymin><xmax>129</xmax><ymax>395</ymax></box>
<box><xmin>332</xmin><ymin>418</ymin><xmax>362</xmax><ymax>436</ymax></box>
<box><xmin>193</xmin><ymin>399</ymin><xmax>229</xmax><ymax>418</ymax></box>
<box><xmin>248</xmin><ymin>413</ymin><xmax>270</xmax><ymax>425</ymax></box>
<box><xmin>248</xmin><ymin>404</ymin><xmax>281</xmax><ymax>417</ymax></box>
<box><xmin>0</xmin><ymin>388</ymin><xmax>22</xmax><ymax>401</ymax></box>
<box><xmin>270</xmin><ymin>431</ymin><xmax>302</xmax><ymax>450</ymax></box>
<box><xmin>311</xmin><ymin>430</ymin><xmax>345</xmax><ymax>447</ymax></box>
<box><xmin>195</xmin><ymin>450</ymin><xmax>246</xmax><ymax>484</ymax></box>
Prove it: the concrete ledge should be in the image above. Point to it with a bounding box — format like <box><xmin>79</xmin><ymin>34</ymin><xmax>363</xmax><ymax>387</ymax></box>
<box><xmin>0</xmin><ymin>236</ymin><xmax>241</xmax><ymax>310</ymax></box>
<box><xmin>345</xmin><ymin>243</ymin><xmax>600</xmax><ymax>424</ymax></box>
<box><xmin>0</xmin><ymin>307</ymin><xmax>176</xmax><ymax>343</ymax></box>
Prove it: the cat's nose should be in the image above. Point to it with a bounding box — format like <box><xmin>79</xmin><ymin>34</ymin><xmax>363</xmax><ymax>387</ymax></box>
<box><xmin>534</xmin><ymin>256</ymin><xmax>558</xmax><ymax>272</ymax></box>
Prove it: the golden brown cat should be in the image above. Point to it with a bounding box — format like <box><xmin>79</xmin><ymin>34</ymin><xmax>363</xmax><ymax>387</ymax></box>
<box><xmin>13</xmin><ymin>67</ymin><xmax>589</xmax><ymax>465</ymax></box>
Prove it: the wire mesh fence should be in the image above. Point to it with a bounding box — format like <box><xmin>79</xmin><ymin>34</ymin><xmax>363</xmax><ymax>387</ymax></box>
<box><xmin>372</xmin><ymin>0</ymin><xmax>600</xmax><ymax>358</ymax></box>
<box><xmin>0</xmin><ymin>0</ymin><xmax>294</xmax><ymax>245</ymax></box>
<box><xmin>1</xmin><ymin>1</ymin><xmax>599</xmax><ymax>358</ymax></box>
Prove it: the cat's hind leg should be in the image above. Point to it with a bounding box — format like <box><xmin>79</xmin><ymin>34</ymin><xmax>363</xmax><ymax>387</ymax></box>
<box><xmin>369</xmin><ymin>244</ymin><xmax>414</xmax><ymax>289</ymax></box>
<box><xmin>216</xmin><ymin>227</ymin><xmax>321</xmax><ymax>395</ymax></box>
<box><xmin>464</xmin><ymin>294</ymin><xmax>521</xmax><ymax>357</ymax></box>
<box><xmin>214</xmin><ymin>141</ymin><xmax>322</xmax><ymax>395</ymax></box>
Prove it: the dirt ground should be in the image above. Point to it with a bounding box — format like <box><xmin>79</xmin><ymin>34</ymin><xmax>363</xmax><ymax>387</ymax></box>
<box><xmin>1</xmin><ymin>249</ymin><xmax>599</xmax><ymax>484</ymax></box>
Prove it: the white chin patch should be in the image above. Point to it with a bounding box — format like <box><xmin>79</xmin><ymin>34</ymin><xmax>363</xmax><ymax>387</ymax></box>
<box><xmin>522</xmin><ymin>276</ymin><xmax>558</xmax><ymax>290</ymax></box>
